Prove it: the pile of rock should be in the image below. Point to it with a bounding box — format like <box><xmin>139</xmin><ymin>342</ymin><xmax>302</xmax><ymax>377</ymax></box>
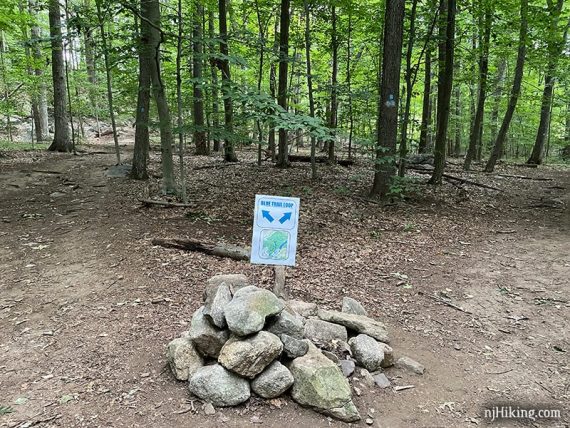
<box><xmin>166</xmin><ymin>274</ymin><xmax>423</xmax><ymax>422</ymax></box>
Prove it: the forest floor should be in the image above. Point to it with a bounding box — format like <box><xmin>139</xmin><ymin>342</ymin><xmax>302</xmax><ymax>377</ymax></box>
<box><xmin>0</xmin><ymin>138</ymin><xmax>569</xmax><ymax>428</ymax></box>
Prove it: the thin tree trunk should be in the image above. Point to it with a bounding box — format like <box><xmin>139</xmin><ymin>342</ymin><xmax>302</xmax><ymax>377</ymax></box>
<box><xmin>484</xmin><ymin>0</ymin><xmax>527</xmax><ymax>172</ymax></box>
<box><xmin>428</xmin><ymin>0</ymin><xmax>456</xmax><ymax>184</ymax></box>
<box><xmin>193</xmin><ymin>1</ymin><xmax>208</xmax><ymax>155</ymax></box>
<box><xmin>371</xmin><ymin>0</ymin><xmax>405</xmax><ymax>196</ymax></box>
<box><xmin>346</xmin><ymin>6</ymin><xmax>354</xmax><ymax>160</ymax></box>
<box><xmin>488</xmin><ymin>57</ymin><xmax>506</xmax><ymax>150</ymax></box>
<box><xmin>208</xmin><ymin>11</ymin><xmax>220</xmax><ymax>152</ymax></box>
<box><xmin>276</xmin><ymin>0</ymin><xmax>291</xmax><ymax>168</ymax></box>
<box><xmin>0</xmin><ymin>32</ymin><xmax>12</xmax><ymax>142</ymax></box>
<box><xmin>304</xmin><ymin>0</ymin><xmax>317</xmax><ymax>179</ymax></box>
<box><xmin>418</xmin><ymin>46</ymin><xmax>431</xmax><ymax>154</ymax></box>
<box><xmin>47</xmin><ymin>0</ymin><xmax>71</xmax><ymax>152</ymax></box>
<box><xmin>28</xmin><ymin>0</ymin><xmax>49</xmax><ymax>141</ymax></box>
<box><xmin>218</xmin><ymin>0</ymin><xmax>238</xmax><ymax>162</ymax></box>
<box><xmin>267</xmin><ymin>16</ymin><xmax>279</xmax><ymax>161</ymax></box>
<box><xmin>176</xmin><ymin>0</ymin><xmax>187</xmax><ymax>202</ymax></box>
<box><xmin>254</xmin><ymin>0</ymin><xmax>266</xmax><ymax>166</ymax></box>
<box><xmin>327</xmin><ymin>4</ymin><xmax>338</xmax><ymax>164</ymax></box>
<box><xmin>453</xmin><ymin>69</ymin><xmax>461</xmax><ymax>156</ymax></box>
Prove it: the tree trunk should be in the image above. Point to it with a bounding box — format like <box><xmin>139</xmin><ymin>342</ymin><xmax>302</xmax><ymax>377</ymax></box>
<box><xmin>193</xmin><ymin>2</ymin><xmax>208</xmax><ymax>155</ymax></box>
<box><xmin>428</xmin><ymin>0</ymin><xmax>455</xmax><ymax>184</ymax></box>
<box><xmin>304</xmin><ymin>0</ymin><xmax>317</xmax><ymax>179</ymax></box>
<box><xmin>254</xmin><ymin>0</ymin><xmax>266</xmax><ymax>166</ymax></box>
<box><xmin>267</xmin><ymin>16</ymin><xmax>279</xmax><ymax>161</ymax></box>
<box><xmin>370</xmin><ymin>0</ymin><xmax>405</xmax><ymax>196</ymax></box>
<box><xmin>418</xmin><ymin>45</ymin><xmax>431</xmax><ymax>154</ymax></box>
<box><xmin>327</xmin><ymin>5</ymin><xmax>338</xmax><ymax>164</ymax></box>
<box><xmin>208</xmin><ymin>11</ymin><xmax>221</xmax><ymax>152</ymax></box>
<box><xmin>276</xmin><ymin>0</ymin><xmax>291</xmax><ymax>168</ymax></box>
<box><xmin>28</xmin><ymin>0</ymin><xmax>49</xmax><ymax>141</ymax></box>
<box><xmin>176</xmin><ymin>0</ymin><xmax>187</xmax><ymax>202</ymax></box>
<box><xmin>453</xmin><ymin>73</ymin><xmax>461</xmax><ymax>156</ymax></box>
<box><xmin>488</xmin><ymin>57</ymin><xmax>506</xmax><ymax>150</ymax></box>
<box><xmin>346</xmin><ymin>7</ymin><xmax>354</xmax><ymax>160</ymax></box>
<box><xmin>47</xmin><ymin>0</ymin><xmax>72</xmax><ymax>152</ymax></box>
<box><xmin>464</xmin><ymin>6</ymin><xmax>491</xmax><ymax>170</ymax></box>
<box><xmin>484</xmin><ymin>0</ymin><xmax>527</xmax><ymax>172</ymax></box>
<box><xmin>131</xmin><ymin>0</ymin><xmax>152</xmax><ymax>180</ymax></box>
<box><xmin>218</xmin><ymin>0</ymin><xmax>238</xmax><ymax>162</ymax></box>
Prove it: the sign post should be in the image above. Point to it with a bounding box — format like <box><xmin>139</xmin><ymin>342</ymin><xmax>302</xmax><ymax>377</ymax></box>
<box><xmin>250</xmin><ymin>195</ymin><xmax>300</xmax><ymax>267</ymax></box>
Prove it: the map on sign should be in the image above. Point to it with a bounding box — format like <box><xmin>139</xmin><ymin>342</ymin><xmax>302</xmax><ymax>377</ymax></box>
<box><xmin>250</xmin><ymin>195</ymin><xmax>300</xmax><ymax>266</ymax></box>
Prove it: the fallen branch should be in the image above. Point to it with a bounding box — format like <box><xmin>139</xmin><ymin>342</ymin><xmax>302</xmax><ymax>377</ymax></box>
<box><xmin>138</xmin><ymin>199</ymin><xmax>195</xmax><ymax>208</ymax></box>
<box><xmin>152</xmin><ymin>238</ymin><xmax>249</xmax><ymax>261</ymax></box>
<box><xmin>408</xmin><ymin>166</ymin><xmax>503</xmax><ymax>191</ymax></box>
<box><xmin>514</xmin><ymin>163</ymin><xmax>538</xmax><ymax>168</ymax></box>
<box><xmin>193</xmin><ymin>163</ymin><xmax>240</xmax><ymax>171</ymax></box>
<box><xmin>288</xmin><ymin>154</ymin><xmax>354</xmax><ymax>167</ymax></box>
<box><xmin>95</xmin><ymin>129</ymin><xmax>114</xmax><ymax>138</ymax></box>
<box><xmin>419</xmin><ymin>291</ymin><xmax>472</xmax><ymax>314</ymax></box>
<box><xmin>496</xmin><ymin>174</ymin><xmax>552</xmax><ymax>181</ymax></box>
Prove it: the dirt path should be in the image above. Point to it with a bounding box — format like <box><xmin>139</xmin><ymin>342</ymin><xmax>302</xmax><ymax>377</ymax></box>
<box><xmin>0</xmin><ymin>149</ymin><xmax>568</xmax><ymax>427</ymax></box>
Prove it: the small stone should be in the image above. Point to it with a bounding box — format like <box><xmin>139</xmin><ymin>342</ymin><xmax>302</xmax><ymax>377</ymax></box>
<box><xmin>189</xmin><ymin>364</ymin><xmax>250</xmax><ymax>407</ymax></box>
<box><xmin>353</xmin><ymin>386</ymin><xmax>362</xmax><ymax>396</ymax></box>
<box><xmin>287</xmin><ymin>300</ymin><xmax>318</xmax><ymax>317</ymax></box>
<box><xmin>395</xmin><ymin>356</ymin><xmax>425</xmax><ymax>375</ymax></box>
<box><xmin>304</xmin><ymin>318</ymin><xmax>348</xmax><ymax>345</ymax></box>
<box><xmin>373</xmin><ymin>373</ymin><xmax>391</xmax><ymax>389</ymax></box>
<box><xmin>359</xmin><ymin>369</ymin><xmax>375</xmax><ymax>387</ymax></box>
<box><xmin>218</xmin><ymin>331</ymin><xmax>283</xmax><ymax>378</ymax></box>
<box><xmin>166</xmin><ymin>337</ymin><xmax>204</xmax><ymax>381</ymax></box>
<box><xmin>203</xmin><ymin>402</ymin><xmax>215</xmax><ymax>415</ymax></box>
<box><xmin>349</xmin><ymin>334</ymin><xmax>384</xmax><ymax>372</ymax></box>
<box><xmin>340</xmin><ymin>360</ymin><xmax>355</xmax><ymax>377</ymax></box>
<box><xmin>267</xmin><ymin>309</ymin><xmax>304</xmax><ymax>339</ymax></box>
<box><xmin>203</xmin><ymin>282</ymin><xmax>232</xmax><ymax>328</ymax></box>
<box><xmin>366</xmin><ymin>418</ymin><xmax>374</xmax><ymax>425</ymax></box>
<box><xmin>280</xmin><ymin>334</ymin><xmax>309</xmax><ymax>358</ymax></box>
<box><xmin>251</xmin><ymin>361</ymin><xmax>294</xmax><ymax>398</ymax></box>
<box><xmin>342</xmin><ymin>297</ymin><xmax>368</xmax><ymax>316</ymax></box>
<box><xmin>379</xmin><ymin>343</ymin><xmax>394</xmax><ymax>368</ymax></box>
<box><xmin>322</xmin><ymin>350</ymin><xmax>339</xmax><ymax>364</ymax></box>
<box><xmin>453</xmin><ymin>343</ymin><xmax>461</xmax><ymax>351</ymax></box>
<box><xmin>318</xmin><ymin>310</ymin><xmax>389</xmax><ymax>343</ymax></box>
<box><xmin>188</xmin><ymin>307</ymin><xmax>230</xmax><ymax>358</ymax></box>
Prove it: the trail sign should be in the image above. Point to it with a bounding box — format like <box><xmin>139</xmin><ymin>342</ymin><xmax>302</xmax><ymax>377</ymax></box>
<box><xmin>250</xmin><ymin>195</ymin><xmax>300</xmax><ymax>266</ymax></box>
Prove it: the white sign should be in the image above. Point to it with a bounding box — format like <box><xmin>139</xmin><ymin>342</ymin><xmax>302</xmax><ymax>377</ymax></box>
<box><xmin>250</xmin><ymin>194</ymin><xmax>300</xmax><ymax>267</ymax></box>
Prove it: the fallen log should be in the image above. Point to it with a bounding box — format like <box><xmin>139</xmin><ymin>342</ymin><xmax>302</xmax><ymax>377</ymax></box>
<box><xmin>408</xmin><ymin>166</ymin><xmax>503</xmax><ymax>191</ymax></box>
<box><xmin>288</xmin><ymin>154</ymin><xmax>354</xmax><ymax>167</ymax></box>
<box><xmin>152</xmin><ymin>238</ymin><xmax>250</xmax><ymax>261</ymax></box>
<box><xmin>139</xmin><ymin>199</ymin><xmax>195</xmax><ymax>208</ymax></box>
<box><xmin>95</xmin><ymin>129</ymin><xmax>114</xmax><ymax>138</ymax></box>
<box><xmin>496</xmin><ymin>174</ymin><xmax>552</xmax><ymax>181</ymax></box>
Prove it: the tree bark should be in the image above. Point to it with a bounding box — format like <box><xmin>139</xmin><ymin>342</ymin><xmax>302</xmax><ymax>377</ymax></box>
<box><xmin>370</xmin><ymin>0</ymin><xmax>405</xmax><ymax>196</ymax></box>
<box><xmin>208</xmin><ymin>11</ymin><xmax>221</xmax><ymax>152</ymax></box>
<box><xmin>267</xmin><ymin>16</ymin><xmax>279</xmax><ymax>161</ymax></box>
<box><xmin>276</xmin><ymin>0</ymin><xmax>291</xmax><ymax>168</ymax></box>
<box><xmin>28</xmin><ymin>0</ymin><xmax>49</xmax><ymax>141</ymax></box>
<box><xmin>418</xmin><ymin>45</ymin><xmax>432</xmax><ymax>154</ymax></box>
<box><xmin>488</xmin><ymin>57</ymin><xmax>506</xmax><ymax>151</ymax></box>
<box><xmin>193</xmin><ymin>2</ymin><xmax>208</xmax><ymax>155</ymax></box>
<box><xmin>428</xmin><ymin>0</ymin><xmax>456</xmax><ymax>184</ymax></box>
<box><xmin>327</xmin><ymin>4</ymin><xmax>338</xmax><ymax>164</ymax></box>
<box><xmin>176</xmin><ymin>0</ymin><xmax>187</xmax><ymax>202</ymax></box>
<box><xmin>484</xmin><ymin>0</ymin><xmax>527</xmax><ymax>172</ymax></box>
<box><xmin>304</xmin><ymin>0</ymin><xmax>317</xmax><ymax>179</ymax></box>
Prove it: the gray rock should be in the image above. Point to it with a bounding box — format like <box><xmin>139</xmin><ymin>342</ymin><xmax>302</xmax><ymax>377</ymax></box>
<box><xmin>166</xmin><ymin>337</ymin><xmax>204</xmax><ymax>381</ymax></box>
<box><xmin>287</xmin><ymin>300</ymin><xmax>318</xmax><ymax>317</ymax></box>
<box><xmin>267</xmin><ymin>309</ymin><xmax>304</xmax><ymax>339</ymax></box>
<box><xmin>203</xmin><ymin>402</ymin><xmax>216</xmax><ymax>415</ymax></box>
<box><xmin>289</xmin><ymin>342</ymin><xmax>360</xmax><ymax>422</ymax></box>
<box><xmin>348</xmin><ymin>334</ymin><xmax>384</xmax><ymax>372</ymax></box>
<box><xmin>317</xmin><ymin>310</ymin><xmax>389</xmax><ymax>343</ymax></box>
<box><xmin>395</xmin><ymin>356</ymin><xmax>425</xmax><ymax>375</ymax></box>
<box><xmin>188</xmin><ymin>307</ymin><xmax>230</xmax><ymax>358</ymax></box>
<box><xmin>379</xmin><ymin>343</ymin><xmax>394</xmax><ymax>368</ymax></box>
<box><xmin>206</xmin><ymin>274</ymin><xmax>248</xmax><ymax>295</ymax></box>
<box><xmin>218</xmin><ymin>331</ymin><xmax>283</xmax><ymax>378</ymax></box>
<box><xmin>342</xmin><ymin>297</ymin><xmax>368</xmax><ymax>316</ymax></box>
<box><xmin>304</xmin><ymin>319</ymin><xmax>348</xmax><ymax>345</ymax></box>
<box><xmin>340</xmin><ymin>359</ymin><xmax>355</xmax><ymax>377</ymax></box>
<box><xmin>373</xmin><ymin>373</ymin><xmax>391</xmax><ymax>389</ymax></box>
<box><xmin>224</xmin><ymin>286</ymin><xmax>285</xmax><ymax>336</ymax></box>
<box><xmin>322</xmin><ymin>350</ymin><xmax>340</xmax><ymax>364</ymax></box>
<box><xmin>251</xmin><ymin>361</ymin><xmax>294</xmax><ymax>398</ymax></box>
<box><xmin>280</xmin><ymin>333</ymin><xmax>309</xmax><ymax>358</ymax></box>
<box><xmin>203</xmin><ymin>282</ymin><xmax>232</xmax><ymax>328</ymax></box>
<box><xmin>189</xmin><ymin>364</ymin><xmax>250</xmax><ymax>407</ymax></box>
<box><xmin>359</xmin><ymin>369</ymin><xmax>375</xmax><ymax>388</ymax></box>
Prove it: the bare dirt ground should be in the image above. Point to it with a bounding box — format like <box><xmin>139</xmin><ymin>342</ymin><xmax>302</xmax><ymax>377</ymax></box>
<box><xmin>0</xmin><ymin>142</ymin><xmax>568</xmax><ymax>428</ymax></box>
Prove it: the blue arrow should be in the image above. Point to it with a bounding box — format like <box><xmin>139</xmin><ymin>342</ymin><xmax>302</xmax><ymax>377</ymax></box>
<box><xmin>279</xmin><ymin>212</ymin><xmax>292</xmax><ymax>224</ymax></box>
<box><xmin>262</xmin><ymin>210</ymin><xmax>274</xmax><ymax>222</ymax></box>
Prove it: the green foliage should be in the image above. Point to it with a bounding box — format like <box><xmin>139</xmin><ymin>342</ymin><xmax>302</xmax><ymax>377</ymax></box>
<box><xmin>0</xmin><ymin>405</ymin><xmax>14</xmax><ymax>415</ymax></box>
<box><xmin>0</xmin><ymin>141</ymin><xmax>49</xmax><ymax>151</ymax></box>
<box><xmin>388</xmin><ymin>176</ymin><xmax>422</xmax><ymax>200</ymax></box>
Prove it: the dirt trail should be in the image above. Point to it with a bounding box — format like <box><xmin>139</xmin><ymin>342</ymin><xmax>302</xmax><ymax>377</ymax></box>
<box><xmin>0</xmin><ymin>150</ymin><xmax>568</xmax><ymax>428</ymax></box>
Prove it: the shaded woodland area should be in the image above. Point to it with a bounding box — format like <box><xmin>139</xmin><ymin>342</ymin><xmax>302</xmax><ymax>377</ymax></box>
<box><xmin>0</xmin><ymin>0</ymin><xmax>569</xmax><ymax>196</ymax></box>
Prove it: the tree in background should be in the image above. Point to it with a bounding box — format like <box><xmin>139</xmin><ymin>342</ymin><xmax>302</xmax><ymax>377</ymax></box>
<box><xmin>276</xmin><ymin>0</ymin><xmax>291</xmax><ymax>168</ymax></box>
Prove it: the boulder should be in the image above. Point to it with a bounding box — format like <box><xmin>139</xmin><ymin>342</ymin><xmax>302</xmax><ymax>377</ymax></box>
<box><xmin>348</xmin><ymin>334</ymin><xmax>384</xmax><ymax>372</ymax></box>
<box><xmin>395</xmin><ymin>356</ymin><xmax>425</xmax><ymax>375</ymax></box>
<box><xmin>289</xmin><ymin>342</ymin><xmax>360</xmax><ymax>422</ymax></box>
<box><xmin>251</xmin><ymin>361</ymin><xmax>294</xmax><ymax>398</ymax></box>
<box><xmin>206</xmin><ymin>274</ymin><xmax>248</xmax><ymax>295</ymax></box>
<box><xmin>287</xmin><ymin>300</ymin><xmax>318</xmax><ymax>317</ymax></box>
<box><xmin>189</xmin><ymin>364</ymin><xmax>250</xmax><ymax>407</ymax></box>
<box><xmin>166</xmin><ymin>337</ymin><xmax>204</xmax><ymax>381</ymax></box>
<box><xmin>341</xmin><ymin>297</ymin><xmax>368</xmax><ymax>316</ymax></box>
<box><xmin>379</xmin><ymin>343</ymin><xmax>395</xmax><ymax>368</ymax></box>
<box><xmin>317</xmin><ymin>310</ymin><xmax>389</xmax><ymax>343</ymax></box>
<box><xmin>203</xmin><ymin>282</ymin><xmax>232</xmax><ymax>328</ymax></box>
<box><xmin>280</xmin><ymin>333</ymin><xmax>309</xmax><ymax>358</ymax></box>
<box><xmin>224</xmin><ymin>286</ymin><xmax>285</xmax><ymax>336</ymax></box>
<box><xmin>188</xmin><ymin>307</ymin><xmax>230</xmax><ymax>358</ymax></box>
<box><xmin>267</xmin><ymin>309</ymin><xmax>304</xmax><ymax>339</ymax></box>
<box><xmin>218</xmin><ymin>331</ymin><xmax>283</xmax><ymax>378</ymax></box>
<box><xmin>304</xmin><ymin>319</ymin><xmax>348</xmax><ymax>345</ymax></box>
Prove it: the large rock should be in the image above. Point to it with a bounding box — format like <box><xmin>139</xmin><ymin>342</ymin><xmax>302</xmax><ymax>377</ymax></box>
<box><xmin>189</xmin><ymin>364</ymin><xmax>250</xmax><ymax>407</ymax></box>
<box><xmin>341</xmin><ymin>297</ymin><xmax>368</xmax><ymax>316</ymax></box>
<box><xmin>267</xmin><ymin>309</ymin><xmax>304</xmax><ymax>339</ymax></box>
<box><xmin>166</xmin><ymin>337</ymin><xmax>204</xmax><ymax>381</ymax></box>
<box><xmin>395</xmin><ymin>356</ymin><xmax>425</xmax><ymax>375</ymax></box>
<box><xmin>224</xmin><ymin>286</ymin><xmax>285</xmax><ymax>336</ymax></box>
<box><xmin>318</xmin><ymin>310</ymin><xmax>389</xmax><ymax>343</ymax></box>
<box><xmin>287</xmin><ymin>300</ymin><xmax>317</xmax><ymax>317</ymax></box>
<box><xmin>188</xmin><ymin>307</ymin><xmax>230</xmax><ymax>358</ymax></box>
<box><xmin>251</xmin><ymin>361</ymin><xmax>294</xmax><ymax>398</ymax></box>
<box><xmin>289</xmin><ymin>342</ymin><xmax>360</xmax><ymax>422</ymax></box>
<box><xmin>218</xmin><ymin>331</ymin><xmax>283</xmax><ymax>378</ymax></box>
<box><xmin>206</xmin><ymin>274</ymin><xmax>248</xmax><ymax>295</ymax></box>
<box><xmin>203</xmin><ymin>282</ymin><xmax>232</xmax><ymax>328</ymax></box>
<box><xmin>280</xmin><ymin>333</ymin><xmax>309</xmax><ymax>358</ymax></box>
<box><xmin>348</xmin><ymin>334</ymin><xmax>384</xmax><ymax>372</ymax></box>
<box><xmin>304</xmin><ymin>319</ymin><xmax>348</xmax><ymax>345</ymax></box>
